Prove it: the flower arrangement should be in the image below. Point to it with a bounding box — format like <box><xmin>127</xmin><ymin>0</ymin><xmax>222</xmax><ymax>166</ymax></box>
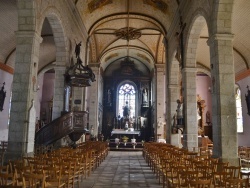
<box><xmin>106</xmin><ymin>138</ymin><xmax>110</xmax><ymax>145</ymax></box>
<box><xmin>122</xmin><ymin>136</ymin><xmax>129</xmax><ymax>142</ymax></box>
<box><xmin>141</xmin><ymin>140</ymin><xmax>145</xmax><ymax>146</ymax></box>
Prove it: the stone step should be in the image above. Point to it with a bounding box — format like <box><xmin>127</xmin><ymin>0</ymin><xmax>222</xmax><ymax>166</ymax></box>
<box><xmin>108</xmin><ymin>147</ymin><xmax>143</xmax><ymax>151</ymax></box>
<box><xmin>108</xmin><ymin>142</ymin><xmax>144</xmax><ymax>151</ymax></box>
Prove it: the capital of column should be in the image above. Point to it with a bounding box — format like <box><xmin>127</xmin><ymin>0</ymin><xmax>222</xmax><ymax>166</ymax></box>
<box><xmin>155</xmin><ymin>63</ymin><xmax>165</xmax><ymax>72</ymax></box>
<box><xmin>88</xmin><ymin>63</ymin><xmax>100</xmax><ymax>73</ymax></box>
<box><xmin>15</xmin><ymin>30</ymin><xmax>43</xmax><ymax>44</ymax></box>
<box><xmin>207</xmin><ymin>33</ymin><xmax>234</xmax><ymax>46</ymax></box>
<box><xmin>155</xmin><ymin>64</ymin><xmax>164</xmax><ymax>68</ymax></box>
<box><xmin>88</xmin><ymin>63</ymin><xmax>100</xmax><ymax>68</ymax></box>
<box><xmin>54</xmin><ymin>65</ymin><xmax>66</xmax><ymax>71</ymax></box>
<box><xmin>182</xmin><ymin>67</ymin><xmax>197</xmax><ymax>73</ymax></box>
<box><xmin>168</xmin><ymin>84</ymin><xmax>178</xmax><ymax>89</ymax></box>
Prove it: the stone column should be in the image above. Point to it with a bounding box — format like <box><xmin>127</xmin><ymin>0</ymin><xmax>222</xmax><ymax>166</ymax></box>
<box><xmin>167</xmin><ymin>84</ymin><xmax>179</xmax><ymax>142</ymax></box>
<box><xmin>208</xmin><ymin>34</ymin><xmax>238</xmax><ymax>165</ymax></box>
<box><xmin>52</xmin><ymin>66</ymin><xmax>66</xmax><ymax>120</ymax></box>
<box><xmin>155</xmin><ymin>64</ymin><xmax>165</xmax><ymax>140</ymax></box>
<box><xmin>87</xmin><ymin>66</ymin><xmax>100</xmax><ymax>137</ymax></box>
<box><xmin>182</xmin><ymin>67</ymin><xmax>198</xmax><ymax>150</ymax></box>
<box><xmin>5</xmin><ymin>30</ymin><xmax>42</xmax><ymax>161</ymax></box>
<box><xmin>166</xmin><ymin>60</ymin><xmax>180</xmax><ymax>144</ymax></box>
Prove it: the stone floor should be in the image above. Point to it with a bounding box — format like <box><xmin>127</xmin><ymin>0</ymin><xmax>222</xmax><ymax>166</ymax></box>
<box><xmin>78</xmin><ymin>151</ymin><xmax>162</xmax><ymax>188</ymax></box>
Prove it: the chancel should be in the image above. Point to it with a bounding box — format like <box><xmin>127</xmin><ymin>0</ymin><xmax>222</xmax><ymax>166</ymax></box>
<box><xmin>0</xmin><ymin>0</ymin><xmax>250</xmax><ymax>186</ymax></box>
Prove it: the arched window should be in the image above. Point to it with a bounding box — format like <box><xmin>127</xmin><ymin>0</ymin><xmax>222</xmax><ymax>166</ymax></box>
<box><xmin>118</xmin><ymin>83</ymin><xmax>136</xmax><ymax>118</ymax></box>
<box><xmin>236</xmin><ymin>86</ymin><xmax>243</xmax><ymax>133</ymax></box>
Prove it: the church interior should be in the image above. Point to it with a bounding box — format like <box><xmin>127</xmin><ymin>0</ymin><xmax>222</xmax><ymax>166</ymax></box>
<box><xmin>0</xmin><ymin>0</ymin><xmax>250</xmax><ymax>186</ymax></box>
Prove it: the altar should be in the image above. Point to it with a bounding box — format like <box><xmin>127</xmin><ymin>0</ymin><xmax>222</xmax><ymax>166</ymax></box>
<box><xmin>111</xmin><ymin>129</ymin><xmax>140</xmax><ymax>136</ymax></box>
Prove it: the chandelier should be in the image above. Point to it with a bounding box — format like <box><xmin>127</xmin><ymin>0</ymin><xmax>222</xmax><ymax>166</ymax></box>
<box><xmin>115</xmin><ymin>27</ymin><xmax>141</xmax><ymax>41</ymax></box>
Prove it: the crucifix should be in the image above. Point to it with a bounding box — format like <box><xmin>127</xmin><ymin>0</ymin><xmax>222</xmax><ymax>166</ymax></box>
<box><xmin>175</xmin><ymin>16</ymin><xmax>186</xmax><ymax>69</ymax></box>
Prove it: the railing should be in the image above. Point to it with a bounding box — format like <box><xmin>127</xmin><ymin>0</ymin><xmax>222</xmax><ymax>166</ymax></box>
<box><xmin>35</xmin><ymin>111</ymin><xmax>88</xmax><ymax>146</ymax></box>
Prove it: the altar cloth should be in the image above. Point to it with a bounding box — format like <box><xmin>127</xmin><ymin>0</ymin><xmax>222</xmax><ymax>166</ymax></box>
<box><xmin>111</xmin><ymin>129</ymin><xmax>140</xmax><ymax>136</ymax></box>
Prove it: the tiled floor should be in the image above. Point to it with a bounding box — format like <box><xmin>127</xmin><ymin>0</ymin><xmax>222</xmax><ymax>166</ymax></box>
<box><xmin>79</xmin><ymin>151</ymin><xmax>162</xmax><ymax>188</ymax></box>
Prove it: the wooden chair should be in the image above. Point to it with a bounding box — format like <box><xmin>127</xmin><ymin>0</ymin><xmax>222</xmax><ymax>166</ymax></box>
<box><xmin>195</xmin><ymin>164</ymin><xmax>212</xmax><ymax>179</ymax></box>
<box><xmin>0</xmin><ymin>172</ymin><xmax>15</xmax><ymax>186</ymax></box>
<box><xmin>61</xmin><ymin>160</ymin><xmax>78</xmax><ymax>188</ymax></box>
<box><xmin>22</xmin><ymin>172</ymin><xmax>45</xmax><ymax>188</ymax></box>
<box><xmin>178</xmin><ymin>170</ymin><xmax>199</xmax><ymax>187</ymax></box>
<box><xmin>216</xmin><ymin>161</ymin><xmax>229</xmax><ymax>172</ymax></box>
<box><xmin>44</xmin><ymin>166</ymin><xmax>65</xmax><ymax>188</ymax></box>
<box><xmin>168</xmin><ymin>164</ymin><xmax>186</xmax><ymax>188</ymax></box>
<box><xmin>212</xmin><ymin>171</ymin><xmax>232</xmax><ymax>188</ymax></box>
<box><xmin>225</xmin><ymin>166</ymin><xmax>242</xmax><ymax>179</ymax></box>
<box><xmin>80</xmin><ymin>152</ymin><xmax>91</xmax><ymax>179</ymax></box>
<box><xmin>0</xmin><ymin>165</ymin><xmax>9</xmax><ymax>174</ymax></box>
<box><xmin>162</xmin><ymin>160</ymin><xmax>173</xmax><ymax>188</ymax></box>
<box><xmin>225</xmin><ymin>178</ymin><xmax>248</xmax><ymax>187</ymax></box>
<box><xmin>188</xmin><ymin>178</ymin><xmax>212</xmax><ymax>188</ymax></box>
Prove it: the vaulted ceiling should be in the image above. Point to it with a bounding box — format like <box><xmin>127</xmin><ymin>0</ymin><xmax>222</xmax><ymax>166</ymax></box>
<box><xmin>0</xmin><ymin>0</ymin><xmax>250</xmax><ymax>79</ymax></box>
<box><xmin>75</xmin><ymin>0</ymin><xmax>177</xmax><ymax>73</ymax></box>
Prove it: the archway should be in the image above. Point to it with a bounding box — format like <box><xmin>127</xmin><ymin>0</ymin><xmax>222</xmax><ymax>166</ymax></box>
<box><xmin>183</xmin><ymin>14</ymin><xmax>209</xmax><ymax>150</ymax></box>
<box><xmin>37</xmin><ymin>11</ymin><xmax>68</xmax><ymax>121</ymax></box>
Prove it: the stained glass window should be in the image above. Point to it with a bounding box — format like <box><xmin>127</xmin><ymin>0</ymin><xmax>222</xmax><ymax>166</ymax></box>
<box><xmin>118</xmin><ymin>83</ymin><xmax>136</xmax><ymax>118</ymax></box>
<box><xmin>236</xmin><ymin>87</ymin><xmax>243</xmax><ymax>133</ymax></box>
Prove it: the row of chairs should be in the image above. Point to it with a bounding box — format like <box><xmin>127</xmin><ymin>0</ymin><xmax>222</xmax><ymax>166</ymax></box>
<box><xmin>143</xmin><ymin>142</ymin><xmax>248</xmax><ymax>187</ymax></box>
<box><xmin>0</xmin><ymin>141</ymin><xmax>109</xmax><ymax>187</ymax></box>
<box><xmin>239</xmin><ymin>146</ymin><xmax>250</xmax><ymax>170</ymax></box>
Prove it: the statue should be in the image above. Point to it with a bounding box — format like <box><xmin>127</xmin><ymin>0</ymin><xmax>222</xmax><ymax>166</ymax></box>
<box><xmin>123</xmin><ymin>101</ymin><xmax>130</xmax><ymax>118</ymax></box>
<box><xmin>172</xmin><ymin>113</ymin><xmax>178</xmax><ymax>134</ymax></box>
<box><xmin>197</xmin><ymin>108</ymin><xmax>201</xmax><ymax>120</ymax></box>
<box><xmin>0</xmin><ymin>82</ymin><xmax>6</xmax><ymax>111</ymax></box>
<box><xmin>75</xmin><ymin>42</ymin><xmax>81</xmax><ymax>59</ymax></box>
<box><xmin>142</xmin><ymin>88</ymin><xmax>148</xmax><ymax>103</ymax></box>
<box><xmin>107</xmin><ymin>89</ymin><xmax>111</xmax><ymax>105</ymax></box>
<box><xmin>172</xmin><ymin>113</ymin><xmax>177</xmax><ymax>127</ymax></box>
<box><xmin>176</xmin><ymin>99</ymin><xmax>183</xmax><ymax>125</ymax></box>
<box><xmin>246</xmin><ymin>85</ymin><xmax>250</xmax><ymax>115</ymax></box>
<box><xmin>206</xmin><ymin>111</ymin><xmax>211</xmax><ymax>124</ymax></box>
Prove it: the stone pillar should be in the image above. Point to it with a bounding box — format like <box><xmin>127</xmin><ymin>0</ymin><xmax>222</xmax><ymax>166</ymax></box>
<box><xmin>155</xmin><ymin>64</ymin><xmax>165</xmax><ymax>140</ymax></box>
<box><xmin>87</xmin><ymin>66</ymin><xmax>100</xmax><ymax>137</ymax></box>
<box><xmin>5</xmin><ymin>30</ymin><xmax>42</xmax><ymax>161</ymax></box>
<box><xmin>208</xmin><ymin>34</ymin><xmax>238</xmax><ymax>165</ymax></box>
<box><xmin>182</xmin><ymin>67</ymin><xmax>198</xmax><ymax>151</ymax></box>
<box><xmin>166</xmin><ymin>60</ymin><xmax>180</xmax><ymax>144</ymax></box>
<box><xmin>168</xmin><ymin>84</ymin><xmax>179</xmax><ymax>142</ymax></box>
<box><xmin>52</xmin><ymin>66</ymin><xmax>66</xmax><ymax>120</ymax></box>
<box><xmin>64</xmin><ymin>86</ymin><xmax>71</xmax><ymax>112</ymax></box>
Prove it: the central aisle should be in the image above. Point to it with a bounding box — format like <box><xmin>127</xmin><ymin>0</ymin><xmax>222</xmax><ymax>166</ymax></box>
<box><xmin>79</xmin><ymin>151</ymin><xmax>162</xmax><ymax>188</ymax></box>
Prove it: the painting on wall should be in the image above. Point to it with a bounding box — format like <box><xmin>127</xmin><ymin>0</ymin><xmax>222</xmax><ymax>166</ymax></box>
<box><xmin>143</xmin><ymin>0</ymin><xmax>168</xmax><ymax>14</ymax></box>
<box><xmin>88</xmin><ymin>0</ymin><xmax>112</xmax><ymax>13</ymax></box>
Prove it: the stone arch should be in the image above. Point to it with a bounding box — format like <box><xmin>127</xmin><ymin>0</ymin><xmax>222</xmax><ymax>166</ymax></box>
<box><xmin>38</xmin><ymin>64</ymin><xmax>56</xmax><ymax>76</ymax></box>
<box><xmin>37</xmin><ymin>8</ymin><xmax>68</xmax><ymax>66</ymax></box>
<box><xmin>179</xmin><ymin>10</ymin><xmax>210</xmax><ymax>149</ymax></box>
<box><xmin>211</xmin><ymin>0</ymin><xmax>234</xmax><ymax>34</ymax></box>
<box><xmin>197</xmin><ymin>67</ymin><xmax>211</xmax><ymax>77</ymax></box>
<box><xmin>37</xmin><ymin>8</ymin><xmax>69</xmax><ymax>120</ymax></box>
<box><xmin>184</xmin><ymin>13</ymin><xmax>209</xmax><ymax>68</ymax></box>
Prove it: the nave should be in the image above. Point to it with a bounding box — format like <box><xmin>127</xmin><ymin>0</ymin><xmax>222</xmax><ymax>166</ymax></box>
<box><xmin>79</xmin><ymin>151</ymin><xmax>161</xmax><ymax>188</ymax></box>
